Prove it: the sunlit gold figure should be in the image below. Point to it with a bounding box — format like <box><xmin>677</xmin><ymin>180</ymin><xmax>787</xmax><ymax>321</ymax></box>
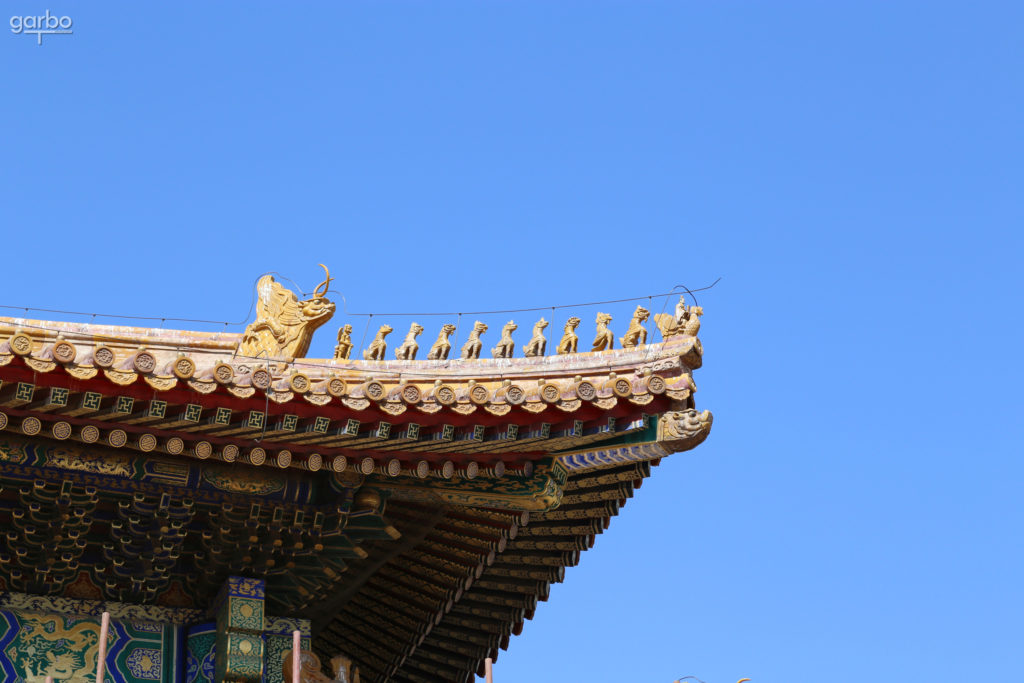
<box><xmin>491</xmin><ymin>321</ymin><xmax>517</xmax><ymax>359</ymax></box>
<box><xmin>460</xmin><ymin>322</ymin><xmax>487</xmax><ymax>360</ymax></box>
<box><xmin>522</xmin><ymin>318</ymin><xmax>549</xmax><ymax>357</ymax></box>
<box><xmin>619</xmin><ymin>305</ymin><xmax>650</xmax><ymax>349</ymax></box>
<box><xmin>362</xmin><ymin>325</ymin><xmax>393</xmax><ymax>361</ymax></box>
<box><xmin>334</xmin><ymin>324</ymin><xmax>353</xmax><ymax>360</ymax></box>
<box><xmin>427</xmin><ymin>324</ymin><xmax>457</xmax><ymax>360</ymax></box>
<box><xmin>591</xmin><ymin>312</ymin><xmax>614</xmax><ymax>351</ymax></box>
<box><xmin>238</xmin><ymin>265</ymin><xmax>335</xmax><ymax>359</ymax></box>
<box><xmin>395</xmin><ymin>323</ymin><xmax>424</xmax><ymax>360</ymax></box>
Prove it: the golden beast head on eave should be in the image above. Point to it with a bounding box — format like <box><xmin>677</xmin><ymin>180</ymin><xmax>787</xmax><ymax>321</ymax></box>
<box><xmin>238</xmin><ymin>266</ymin><xmax>336</xmax><ymax>359</ymax></box>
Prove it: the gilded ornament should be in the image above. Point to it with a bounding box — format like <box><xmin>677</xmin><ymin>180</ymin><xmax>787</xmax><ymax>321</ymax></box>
<box><xmin>591</xmin><ymin>312</ymin><xmax>614</xmax><ymax>351</ymax></box>
<box><xmin>251</xmin><ymin>367</ymin><xmax>272</xmax><ymax>390</ymax></box>
<box><xmin>522</xmin><ymin>318</ymin><xmax>549</xmax><ymax>357</ymax></box>
<box><xmin>608</xmin><ymin>375</ymin><xmax>633</xmax><ymax>397</ymax></box>
<box><xmin>490</xmin><ymin>320</ymin><xmax>518</xmax><ymax>359</ymax></box>
<box><xmin>65</xmin><ymin>366</ymin><xmax>98</xmax><ymax>380</ymax></box>
<box><xmin>504</xmin><ymin>384</ymin><xmax>526</xmax><ymax>405</ymax></box>
<box><xmin>103</xmin><ymin>369</ymin><xmax>137</xmax><ymax>386</ymax></box>
<box><xmin>427</xmin><ymin>323</ymin><xmax>457</xmax><ymax>360</ymax></box>
<box><xmin>24</xmin><ymin>357</ymin><xmax>56</xmax><ymax>373</ymax></box>
<box><xmin>556</xmin><ymin>398</ymin><xmax>582</xmax><ymax>412</ymax></box>
<box><xmin>172</xmin><ymin>355</ymin><xmax>196</xmax><ymax>379</ymax></box>
<box><xmin>358</xmin><ymin>458</ymin><xmax>375</xmax><ymax>476</ymax></box>
<box><xmin>341</xmin><ymin>397</ymin><xmax>370</xmax><ymax>411</ymax></box>
<box><xmin>331</xmin><ymin>454</ymin><xmax>347</xmax><ymax>472</ymax></box>
<box><xmin>485</xmin><ymin>404</ymin><xmax>512</xmax><ymax>416</ymax></box>
<box><xmin>21</xmin><ymin>416</ymin><xmax>41</xmax><ymax>435</ymax></box>
<box><xmin>380</xmin><ymin>402</ymin><xmax>407</xmax><ymax>416</ymax></box>
<box><xmin>395</xmin><ymin>322</ymin><xmax>424</xmax><ymax>360</ymax></box>
<box><xmin>326</xmin><ymin>376</ymin><xmax>347</xmax><ymax>397</ymax></box>
<box><xmin>245</xmin><ymin>447</ymin><xmax>267</xmax><ymax>466</ymax></box>
<box><xmin>333</xmin><ymin>323</ymin><xmax>354</xmax><ymax>360</ymax></box>
<box><xmin>138</xmin><ymin>433</ymin><xmax>158</xmax><ymax>452</ymax></box>
<box><xmin>165</xmin><ymin>437</ymin><xmax>184</xmax><ymax>454</ymax></box>
<box><xmin>133</xmin><ymin>349</ymin><xmax>157</xmax><ymax>373</ymax></box>
<box><xmin>460</xmin><ymin>321</ymin><xmax>487</xmax><ymax>360</ymax></box>
<box><xmin>52</xmin><ymin>339</ymin><xmax>77</xmax><ymax>363</ymax></box>
<box><xmin>81</xmin><ymin>425</ymin><xmax>100</xmax><ymax>443</ymax></box>
<box><xmin>193</xmin><ymin>441</ymin><xmax>213</xmax><ymax>459</ymax></box>
<box><xmin>108</xmin><ymin>429</ymin><xmax>127</xmax><ymax>448</ymax></box>
<box><xmin>555</xmin><ymin>317</ymin><xmax>581</xmax><ymax>355</ymax></box>
<box><xmin>452</xmin><ymin>403</ymin><xmax>477</xmax><ymax>415</ymax></box>
<box><xmin>144</xmin><ymin>375</ymin><xmax>177</xmax><ymax>391</ymax></box>
<box><xmin>539</xmin><ymin>382</ymin><xmax>561</xmax><ymax>404</ymax></box>
<box><xmin>400</xmin><ymin>383</ymin><xmax>422</xmax><ymax>404</ymax></box>
<box><xmin>433</xmin><ymin>382</ymin><xmax>457</xmax><ymax>406</ymax></box>
<box><xmin>0</xmin><ymin>412</ymin><xmax>6</xmax><ymax>430</ymax></box>
<box><xmin>213</xmin><ymin>362</ymin><xmax>234</xmax><ymax>384</ymax></box>
<box><xmin>276</xmin><ymin>449</ymin><xmax>292</xmax><ymax>468</ymax></box>
<box><xmin>227</xmin><ymin>385</ymin><xmax>256</xmax><ymax>399</ymax></box>
<box><xmin>656</xmin><ymin>408</ymin><xmax>713</xmax><ymax>453</ymax></box>
<box><xmin>683</xmin><ymin>305</ymin><xmax>703</xmax><ymax>336</ymax></box>
<box><xmin>238</xmin><ymin>266</ymin><xmax>335</xmax><ymax>359</ymax></box>
<box><xmin>8</xmin><ymin>332</ymin><xmax>32</xmax><ymax>356</ymax></box>
<box><xmin>469</xmin><ymin>383</ymin><xmax>490</xmax><ymax>405</ymax></box>
<box><xmin>363</xmin><ymin>380</ymin><xmax>386</xmax><ymax>401</ymax></box>
<box><xmin>362</xmin><ymin>325</ymin><xmax>393</xmax><ymax>361</ymax></box>
<box><xmin>305</xmin><ymin>453</ymin><xmax>323</xmax><ymax>471</ymax></box>
<box><xmin>619</xmin><ymin>306</ymin><xmax>650</xmax><ymax>349</ymax></box>
<box><xmin>574</xmin><ymin>380</ymin><xmax>597</xmax><ymax>401</ymax></box>
<box><xmin>289</xmin><ymin>372</ymin><xmax>311</xmax><ymax>393</ymax></box>
<box><xmin>51</xmin><ymin>421</ymin><xmax>72</xmax><ymax>440</ymax></box>
<box><xmin>222</xmin><ymin>444</ymin><xmax>239</xmax><ymax>462</ymax></box>
<box><xmin>93</xmin><ymin>345</ymin><xmax>115</xmax><ymax>368</ymax></box>
<box><xmin>645</xmin><ymin>374</ymin><xmax>667</xmax><ymax>394</ymax></box>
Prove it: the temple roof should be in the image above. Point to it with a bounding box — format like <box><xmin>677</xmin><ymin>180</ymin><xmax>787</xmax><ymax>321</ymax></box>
<box><xmin>0</xmin><ymin>276</ymin><xmax>712</xmax><ymax>682</ymax></box>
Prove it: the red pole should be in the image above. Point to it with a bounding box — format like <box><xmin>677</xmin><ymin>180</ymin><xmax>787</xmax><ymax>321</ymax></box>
<box><xmin>292</xmin><ymin>630</ymin><xmax>302</xmax><ymax>683</ymax></box>
<box><xmin>484</xmin><ymin>657</ymin><xmax>494</xmax><ymax>683</ymax></box>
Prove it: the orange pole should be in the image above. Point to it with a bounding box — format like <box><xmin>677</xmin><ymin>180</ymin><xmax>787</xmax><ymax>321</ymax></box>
<box><xmin>484</xmin><ymin>657</ymin><xmax>494</xmax><ymax>683</ymax></box>
<box><xmin>292</xmin><ymin>630</ymin><xmax>302</xmax><ymax>683</ymax></box>
<box><xmin>96</xmin><ymin>611</ymin><xmax>111</xmax><ymax>682</ymax></box>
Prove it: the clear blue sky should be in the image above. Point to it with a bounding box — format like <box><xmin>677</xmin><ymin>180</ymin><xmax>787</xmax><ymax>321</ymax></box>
<box><xmin>2</xmin><ymin>2</ymin><xmax>1021</xmax><ymax>681</ymax></box>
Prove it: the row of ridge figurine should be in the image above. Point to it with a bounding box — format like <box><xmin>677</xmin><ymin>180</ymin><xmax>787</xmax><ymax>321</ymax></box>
<box><xmin>334</xmin><ymin>297</ymin><xmax>703</xmax><ymax>361</ymax></box>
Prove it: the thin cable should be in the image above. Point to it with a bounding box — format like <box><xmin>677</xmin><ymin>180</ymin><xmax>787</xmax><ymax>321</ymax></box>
<box><xmin>0</xmin><ymin>279</ymin><xmax>720</xmax><ymax>326</ymax></box>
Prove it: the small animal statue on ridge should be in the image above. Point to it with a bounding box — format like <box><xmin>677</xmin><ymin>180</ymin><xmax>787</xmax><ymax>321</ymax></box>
<box><xmin>522</xmin><ymin>318</ymin><xmax>549</xmax><ymax>357</ymax></box>
<box><xmin>619</xmin><ymin>305</ymin><xmax>650</xmax><ymax>349</ymax></box>
<box><xmin>395</xmin><ymin>322</ymin><xmax>424</xmax><ymax>360</ymax></box>
<box><xmin>238</xmin><ymin>265</ymin><xmax>335</xmax><ymax>359</ymax></box>
<box><xmin>591</xmin><ymin>312</ymin><xmax>614</xmax><ymax>351</ymax></box>
<box><xmin>556</xmin><ymin>317</ymin><xmax>581</xmax><ymax>355</ymax></box>
<box><xmin>491</xmin><ymin>320</ymin><xmax>518</xmax><ymax>358</ymax></box>
<box><xmin>362</xmin><ymin>324</ymin><xmax>393</xmax><ymax>361</ymax></box>
<box><xmin>333</xmin><ymin>324</ymin><xmax>353</xmax><ymax>360</ymax></box>
<box><xmin>460</xmin><ymin>321</ymin><xmax>488</xmax><ymax>360</ymax></box>
<box><xmin>427</xmin><ymin>324</ymin><xmax>457</xmax><ymax>360</ymax></box>
<box><xmin>683</xmin><ymin>305</ymin><xmax>703</xmax><ymax>337</ymax></box>
<box><xmin>654</xmin><ymin>297</ymin><xmax>703</xmax><ymax>339</ymax></box>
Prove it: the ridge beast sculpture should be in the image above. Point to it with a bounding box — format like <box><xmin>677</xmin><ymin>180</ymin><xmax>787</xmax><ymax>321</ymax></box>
<box><xmin>460</xmin><ymin>321</ymin><xmax>488</xmax><ymax>360</ymax></box>
<box><xmin>363</xmin><ymin>325</ymin><xmax>393</xmax><ymax>361</ymax></box>
<box><xmin>556</xmin><ymin>316</ymin><xmax>580</xmax><ymax>355</ymax></box>
<box><xmin>591</xmin><ymin>312</ymin><xmax>614</xmax><ymax>352</ymax></box>
<box><xmin>238</xmin><ymin>265</ymin><xmax>335</xmax><ymax>359</ymax></box>
<box><xmin>333</xmin><ymin>324</ymin><xmax>354</xmax><ymax>360</ymax></box>
<box><xmin>395</xmin><ymin>322</ymin><xmax>424</xmax><ymax>360</ymax></box>
<box><xmin>654</xmin><ymin>296</ymin><xmax>704</xmax><ymax>339</ymax></box>
<box><xmin>619</xmin><ymin>305</ymin><xmax>650</xmax><ymax>349</ymax></box>
<box><xmin>491</xmin><ymin>320</ymin><xmax>518</xmax><ymax>359</ymax></box>
<box><xmin>427</xmin><ymin>323</ymin><xmax>457</xmax><ymax>360</ymax></box>
<box><xmin>522</xmin><ymin>317</ymin><xmax>549</xmax><ymax>357</ymax></box>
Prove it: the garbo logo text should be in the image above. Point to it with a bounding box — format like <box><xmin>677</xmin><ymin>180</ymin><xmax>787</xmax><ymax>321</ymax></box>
<box><xmin>10</xmin><ymin>10</ymin><xmax>73</xmax><ymax>45</ymax></box>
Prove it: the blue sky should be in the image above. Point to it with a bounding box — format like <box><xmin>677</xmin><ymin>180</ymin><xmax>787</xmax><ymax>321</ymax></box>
<box><xmin>2</xmin><ymin>2</ymin><xmax>1021</xmax><ymax>681</ymax></box>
